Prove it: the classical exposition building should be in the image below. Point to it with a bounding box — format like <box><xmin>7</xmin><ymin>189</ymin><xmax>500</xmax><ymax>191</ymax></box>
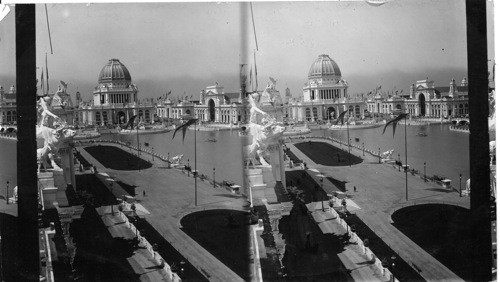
<box><xmin>366</xmin><ymin>77</ymin><xmax>469</xmax><ymax>117</ymax></box>
<box><xmin>155</xmin><ymin>83</ymin><xmax>249</xmax><ymax>124</ymax></box>
<box><xmin>75</xmin><ymin>59</ymin><xmax>155</xmax><ymax>126</ymax></box>
<box><xmin>0</xmin><ymin>85</ymin><xmax>17</xmax><ymax>125</ymax></box>
<box><xmin>285</xmin><ymin>54</ymin><xmax>366</xmax><ymax>122</ymax></box>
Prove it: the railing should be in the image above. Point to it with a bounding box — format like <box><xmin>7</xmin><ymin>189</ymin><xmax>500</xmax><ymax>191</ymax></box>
<box><xmin>115</xmin><ymin>211</ymin><xmax>182</xmax><ymax>281</ymax></box>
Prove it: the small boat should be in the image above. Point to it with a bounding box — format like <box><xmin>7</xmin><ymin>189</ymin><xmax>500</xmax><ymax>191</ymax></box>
<box><xmin>205</xmin><ymin>138</ymin><xmax>217</xmax><ymax>142</ymax></box>
<box><xmin>355</xmin><ymin>138</ymin><xmax>360</xmax><ymax>142</ymax></box>
<box><xmin>144</xmin><ymin>142</ymin><xmax>149</xmax><ymax>147</ymax></box>
<box><xmin>417</xmin><ymin>132</ymin><xmax>427</xmax><ymax>137</ymax></box>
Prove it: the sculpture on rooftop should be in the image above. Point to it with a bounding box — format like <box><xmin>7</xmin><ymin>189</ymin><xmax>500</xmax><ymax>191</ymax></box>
<box><xmin>244</xmin><ymin>78</ymin><xmax>285</xmax><ymax>167</ymax></box>
<box><xmin>36</xmin><ymin>95</ymin><xmax>75</xmax><ymax>172</ymax></box>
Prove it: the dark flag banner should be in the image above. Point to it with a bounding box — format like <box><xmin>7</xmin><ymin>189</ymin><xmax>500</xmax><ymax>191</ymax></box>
<box><xmin>334</xmin><ymin>110</ymin><xmax>348</xmax><ymax>126</ymax></box>
<box><xmin>172</xmin><ymin>118</ymin><xmax>198</xmax><ymax>142</ymax></box>
<box><xmin>124</xmin><ymin>115</ymin><xmax>137</xmax><ymax>130</ymax></box>
<box><xmin>382</xmin><ymin>113</ymin><xmax>408</xmax><ymax>136</ymax></box>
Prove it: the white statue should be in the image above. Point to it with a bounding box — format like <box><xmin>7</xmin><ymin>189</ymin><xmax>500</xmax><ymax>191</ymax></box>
<box><xmin>171</xmin><ymin>154</ymin><xmax>183</xmax><ymax>165</ymax></box>
<box><xmin>36</xmin><ymin>95</ymin><xmax>76</xmax><ymax>172</ymax></box>
<box><xmin>245</xmin><ymin>90</ymin><xmax>285</xmax><ymax>167</ymax></box>
<box><xmin>380</xmin><ymin>149</ymin><xmax>394</xmax><ymax>160</ymax></box>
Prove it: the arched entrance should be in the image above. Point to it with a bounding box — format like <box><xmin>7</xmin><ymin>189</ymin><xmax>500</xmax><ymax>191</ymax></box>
<box><xmin>117</xmin><ymin>111</ymin><xmax>126</xmax><ymax>124</ymax></box>
<box><xmin>327</xmin><ymin>107</ymin><xmax>336</xmax><ymax>120</ymax></box>
<box><xmin>419</xmin><ymin>94</ymin><xmax>426</xmax><ymax>116</ymax></box>
<box><xmin>208</xmin><ymin>99</ymin><xmax>215</xmax><ymax>121</ymax></box>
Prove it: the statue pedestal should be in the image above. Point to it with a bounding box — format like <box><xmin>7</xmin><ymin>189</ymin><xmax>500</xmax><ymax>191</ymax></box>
<box><xmin>39</xmin><ymin>170</ymin><xmax>69</xmax><ymax>208</ymax></box>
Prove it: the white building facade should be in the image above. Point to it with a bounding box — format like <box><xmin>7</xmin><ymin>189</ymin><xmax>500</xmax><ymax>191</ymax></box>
<box><xmin>286</xmin><ymin>54</ymin><xmax>366</xmax><ymax>122</ymax></box>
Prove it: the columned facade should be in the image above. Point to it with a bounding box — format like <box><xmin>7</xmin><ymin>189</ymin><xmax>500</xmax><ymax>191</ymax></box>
<box><xmin>366</xmin><ymin>77</ymin><xmax>469</xmax><ymax>118</ymax></box>
<box><xmin>286</xmin><ymin>54</ymin><xmax>365</xmax><ymax>122</ymax></box>
<box><xmin>75</xmin><ymin>59</ymin><xmax>155</xmax><ymax>126</ymax></box>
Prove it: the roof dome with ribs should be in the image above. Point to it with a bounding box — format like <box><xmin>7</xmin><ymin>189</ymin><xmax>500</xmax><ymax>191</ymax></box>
<box><xmin>98</xmin><ymin>59</ymin><xmax>132</xmax><ymax>84</ymax></box>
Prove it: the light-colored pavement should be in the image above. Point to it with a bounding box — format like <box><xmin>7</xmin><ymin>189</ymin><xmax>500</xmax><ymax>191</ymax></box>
<box><xmin>311</xmin><ymin>209</ymin><xmax>385</xmax><ymax>281</ymax></box>
<box><xmin>288</xmin><ymin>138</ymin><xmax>469</xmax><ymax>281</ymax></box>
<box><xmin>98</xmin><ymin>212</ymin><xmax>169</xmax><ymax>281</ymax></box>
<box><xmin>79</xmin><ymin>144</ymin><xmax>248</xmax><ymax>282</ymax></box>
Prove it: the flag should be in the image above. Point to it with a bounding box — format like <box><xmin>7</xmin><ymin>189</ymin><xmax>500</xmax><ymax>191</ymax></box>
<box><xmin>124</xmin><ymin>115</ymin><xmax>137</xmax><ymax>130</ymax></box>
<box><xmin>167</xmin><ymin>90</ymin><xmax>171</xmax><ymax>97</ymax></box>
<box><xmin>45</xmin><ymin>53</ymin><xmax>49</xmax><ymax>93</ymax></box>
<box><xmin>41</xmin><ymin>69</ymin><xmax>45</xmax><ymax>94</ymax></box>
<box><xmin>249</xmin><ymin>65</ymin><xmax>253</xmax><ymax>90</ymax></box>
<box><xmin>172</xmin><ymin>118</ymin><xmax>198</xmax><ymax>142</ymax></box>
<box><xmin>382</xmin><ymin>113</ymin><xmax>408</xmax><ymax>137</ymax></box>
<box><xmin>334</xmin><ymin>110</ymin><xmax>348</xmax><ymax>125</ymax></box>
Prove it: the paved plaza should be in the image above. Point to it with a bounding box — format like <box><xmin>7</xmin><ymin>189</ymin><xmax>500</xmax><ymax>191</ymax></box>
<box><xmin>288</xmin><ymin>138</ymin><xmax>469</xmax><ymax>281</ymax></box>
<box><xmin>78</xmin><ymin>144</ymin><xmax>248</xmax><ymax>281</ymax></box>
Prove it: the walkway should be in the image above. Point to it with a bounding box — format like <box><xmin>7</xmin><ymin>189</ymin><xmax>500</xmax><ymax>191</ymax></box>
<box><xmin>97</xmin><ymin>212</ymin><xmax>169</xmax><ymax>281</ymax></box>
<box><xmin>78</xmin><ymin>143</ymin><xmax>248</xmax><ymax>281</ymax></box>
<box><xmin>288</xmin><ymin>138</ymin><xmax>469</xmax><ymax>281</ymax></box>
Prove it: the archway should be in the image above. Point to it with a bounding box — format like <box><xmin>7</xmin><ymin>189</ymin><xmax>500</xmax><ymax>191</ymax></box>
<box><xmin>419</xmin><ymin>94</ymin><xmax>426</xmax><ymax>116</ymax></box>
<box><xmin>305</xmin><ymin>108</ymin><xmax>311</xmax><ymax>121</ymax></box>
<box><xmin>327</xmin><ymin>107</ymin><xmax>336</xmax><ymax>120</ymax></box>
<box><xmin>117</xmin><ymin>111</ymin><xmax>126</xmax><ymax>124</ymax></box>
<box><xmin>312</xmin><ymin>107</ymin><xmax>318</xmax><ymax>120</ymax></box>
<box><xmin>208</xmin><ymin>99</ymin><xmax>215</xmax><ymax>121</ymax></box>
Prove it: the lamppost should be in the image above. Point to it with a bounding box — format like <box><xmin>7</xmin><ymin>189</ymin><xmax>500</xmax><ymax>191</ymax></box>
<box><xmin>459</xmin><ymin>173</ymin><xmax>462</xmax><ymax>197</ymax></box>
<box><xmin>424</xmin><ymin>162</ymin><xmax>427</xmax><ymax>182</ymax></box>
<box><xmin>6</xmin><ymin>181</ymin><xmax>9</xmax><ymax>205</ymax></box>
<box><xmin>213</xmin><ymin>167</ymin><xmax>216</xmax><ymax>189</ymax></box>
<box><xmin>398</xmin><ymin>154</ymin><xmax>401</xmax><ymax>171</ymax></box>
<box><xmin>110</xmin><ymin>182</ymin><xmax>114</xmax><ymax>215</ymax></box>
<box><xmin>378</xmin><ymin>148</ymin><xmax>381</xmax><ymax>164</ymax></box>
<box><xmin>316</xmin><ymin>174</ymin><xmax>325</xmax><ymax>211</ymax></box>
<box><xmin>131</xmin><ymin>203</ymin><xmax>138</xmax><ymax>238</ymax></box>
<box><xmin>152</xmin><ymin>147</ymin><xmax>154</xmax><ymax>161</ymax></box>
<box><xmin>362</xmin><ymin>142</ymin><xmax>365</xmax><ymax>156</ymax></box>
<box><xmin>187</xmin><ymin>159</ymin><xmax>190</xmax><ymax>177</ymax></box>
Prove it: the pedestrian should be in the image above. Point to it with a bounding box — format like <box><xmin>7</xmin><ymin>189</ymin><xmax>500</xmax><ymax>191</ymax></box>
<box><xmin>354</xmin><ymin>186</ymin><xmax>357</xmax><ymax>192</ymax></box>
<box><xmin>143</xmin><ymin>190</ymin><xmax>146</xmax><ymax>197</ymax></box>
<box><xmin>93</xmin><ymin>165</ymin><xmax>98</xmax><ymax>174</ymax></box>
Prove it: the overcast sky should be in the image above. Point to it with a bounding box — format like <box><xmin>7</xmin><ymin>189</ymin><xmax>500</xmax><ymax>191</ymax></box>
<box><xmin>0</xmin><ymin>1</ymin><xmax>495</xmax><ymax>101</ymax></box>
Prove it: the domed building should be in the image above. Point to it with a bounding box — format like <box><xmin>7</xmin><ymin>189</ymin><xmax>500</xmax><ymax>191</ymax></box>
<box><xmin>286</xmin><ymin>54</ymin><xmax>365</xmax><ymax>122</ymax></box>
<box><xmin>76</xmin><ymin>59</ymin><xmax>155</xmax><ymax>126</ymax></box>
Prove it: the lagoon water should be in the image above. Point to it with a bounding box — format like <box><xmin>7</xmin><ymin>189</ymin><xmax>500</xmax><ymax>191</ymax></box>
<box><xmin>100</xmin><ymin>129</ymin><xmax>246</xmax><ymax>187</ymax></box>
<box><xmin>0</xmin><ymin>123</ymin><xmax>472</xmax><ymax>196</ymax></box>
<box><xmin>309</xmin><ymin>124</ymin><xmax>470</xmax><ymax>188</ymax></box>
<box><xmin>0</xmin><ymin>138</ymin><xmax>17</xmax><ymax>197</ymax></box>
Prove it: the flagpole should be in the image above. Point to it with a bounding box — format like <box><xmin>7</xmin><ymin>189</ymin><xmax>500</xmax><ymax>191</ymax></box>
<box><xmin>347</xmin><ymin>115</ymin><xmax>351</xmax><ymax>167</ymax></box>
<box><xmin>194</xmin><ymin>119</ymin><xmax>197</xmax><ymax>206</ymax></box>
<box><xmin>405</xmin><ymin>113</ymin><xmax>408</xmax><ymax>201</ymax></box>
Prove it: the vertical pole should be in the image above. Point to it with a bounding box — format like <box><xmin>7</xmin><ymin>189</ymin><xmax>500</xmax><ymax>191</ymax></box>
<box><xmin>136</xmin><ymin>119</ymin><xmax>140</xmax><ymax>156</ymax></box>
<box><xmin>424</xmin><ymin>162</ymin><xmax>426</xmax><ymax>182</ymax></box>
<box><xmin>347</xmin><ymin>119</ymin><xmax>351</xmax><ymax>166</ymax></box>
<box><xmin>194</xmin><ymin>121</ymin><xmax>197</xmax><ymax>206</ymax></box>
<box><xmin>16</xmin><ymin>5</ymin><xmax>40</xmax><ymax>280</ymax></box>
<box><xmin>6</xmin><ymin>181</ymin><xmax>9</xmax><ymax>205</ymax></box>
<box><xmin>362</xmin><ymin>142</ymin><xmax>365</xmax><ymax>156</ymax></box>
<box><xmin>213</xmin><ymin>168</ymin><xmax>216</xmax><ymax>189</ymax></box>
<box><xmin>378</xmin><ymin>148</ymin><xmax>381</xmax><ymax>164</ymax></box>
<box><xmin>152</xmin><ymin>147</ymin><xmax>154</xmax><ymax>161</ymax></box>
<box><xmin>405</xmin><ymin>114</ymin><xmax>408</xmax><ymax>201</ymax></box>
<box><xmin>459</xmin><ymin>173</ymin><xmax>462</xmax><ymax>197</ymax></box>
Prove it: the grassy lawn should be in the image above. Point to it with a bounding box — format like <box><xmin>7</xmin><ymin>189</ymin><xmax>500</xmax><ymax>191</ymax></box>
<box><xmin>180</xmin><ymin>210</ymin><xmax>251</xmax><ymax>280</ymax></box>
<box><xmin>392</xmin><ymin>204</ymin><xmax>474</xmax><ymax>280</ymax></box>
<box><xmin>295</xmin><ymin>142</ymin><xmax>363</xmax><ymax>166</ymax></box>
<box><xmin>85</xmin><ymin>145</ymin><xmax>152</xmax><ymax>170</ymax></box>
